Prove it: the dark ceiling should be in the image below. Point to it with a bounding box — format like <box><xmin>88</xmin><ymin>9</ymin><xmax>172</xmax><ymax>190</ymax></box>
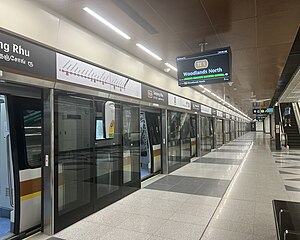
<box><xmin>31</xmin><ymin>0</ymin><xmax>300</xmax><ymax>116</ymax></box>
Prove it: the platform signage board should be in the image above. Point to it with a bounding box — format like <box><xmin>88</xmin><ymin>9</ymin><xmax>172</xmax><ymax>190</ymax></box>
<box><xmin>56</xmin><ymin>53</ymin><xmax>142</xmax><ymax>99</ymax></box>
<box><xmin>201</xmin><ymin>105</ymin><xmax>212</xmax><ymax>115</ymax></box>
<box><xmin>192</xmin><ymin>102</ymin><xmax>201</xmax><ymax>112</ymax></box>
<box><xmin>0</xmin><ymin>30</ymin><xmax>56</xmax><ymax>79</ymax></box>
<box><xmin>168</xmin><ymin>93</ymin><xmax>191</xmax><ymax>110</ymax></box>
<box><xmin>142</xmin><ymin>85</ymin><xmax>167</xmax><ymax>105</ymax></box>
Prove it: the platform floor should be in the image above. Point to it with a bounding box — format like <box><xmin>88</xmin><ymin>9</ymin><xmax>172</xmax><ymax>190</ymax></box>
<box><xmin>30</xmin><ymin>132</ymin><xmax>300</xmax><ymax>240</ymax></box>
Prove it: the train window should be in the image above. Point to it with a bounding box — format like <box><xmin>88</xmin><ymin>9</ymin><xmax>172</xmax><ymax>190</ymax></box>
<box><xmin>145</xmin><ymin>112</ymin><xmax>161</xmax><ymax>145</ymax></box>
<box><xmin>190</xmin><ymin>115</ymin><xmax>197</xmax><ymax>138</ymax></box>
<box><xmin>23</xmin><ymin>109</ymin><xmax>42</xmax><ymax>168</ymax></box>
<box><xmin>180</xmin><ymin>113</ymin><xmax>190</xmax><ymax>139</ymax></box>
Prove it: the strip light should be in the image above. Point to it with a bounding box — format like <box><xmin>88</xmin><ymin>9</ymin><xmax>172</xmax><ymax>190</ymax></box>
<box><xmin>199</xmin><ymin>87</ymin><xmax>251</xmax><ymax>120</ymax></box>
<box><xmin>83</xmin><ymin>7</ymin><xmax>131</xmax><ymax>40</ymax></box>
<box><xmin>165</xmin><ymin>63</ymin><xmax>177</xmax><ymax>71</ymax></box>
<box><xmin>136</xmin><ymin>43</ymin><xmax>162</xmax><ymax>61</ymax></box>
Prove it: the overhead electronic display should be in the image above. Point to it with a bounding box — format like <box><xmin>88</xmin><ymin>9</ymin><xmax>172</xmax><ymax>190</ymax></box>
<box><xmin>176</xmin><ymin>47</ymin><xmax>232</xmax><ymax>86</ymax></box>
<box><xmin>253</xmin><ymin>108</ymin><xmax>267</xmax><ymax>114</ymax></box>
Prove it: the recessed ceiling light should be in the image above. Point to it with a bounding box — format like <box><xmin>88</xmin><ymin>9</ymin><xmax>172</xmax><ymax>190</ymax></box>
<box><xmin>204</xmin><ymin>88</ymin><xmax>211</xmax><ymax>93</ymax></box>
<box><xmin>83</xmin><ymin>7</ymin><xmax>131</xmax><ymax>40</ymax></box>
<box><xmin>164</xmin><ymin>63</ymin><xmax>177</xmax><ymax>71</ymax></box>
<box><xmin>136</xmin><ymin>43</ymin><xmax>162</xmax><ymax>61</ymax></box>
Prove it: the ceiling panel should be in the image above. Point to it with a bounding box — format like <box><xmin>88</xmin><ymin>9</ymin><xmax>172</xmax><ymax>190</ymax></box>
<box><xmin>201</xmin><ymin>0</ymin><xmax>255</xmax><ymax>24</ymax></box>
<box><xmin>144</xmin><ymin>0</ymin><xmax>211</xmax><ymax>32</ymax></box>
<box><xmin>232</xmin><ymin>48</ymin><xmax>258</xmax><ymax>68</ymax></box>
<box><xmin>258</xmin><ymin>44</ymin><xmax>292</xmax><ymax>65</ymax></box>
<box><xmin>256</xmin><ymin>0</ymin><xmax>300</xmax><ymax>16</ymax></box>
<box><xmin>176</xmin><ymin>26</ymin><xmax>221</xmax><ymax>54</ymax></box>
<box><xmin>214</xmin><ymin>18</ymin><xmax>257</xmax><ymax>50</ymax></box>
<box><xmin>234</xmin><ymin>65</ymin><xmax>259</xmax><ymax>88</ymax></box>
<box><xmin>119</xmin><ymin>0</ymin><xmax>174</xmax><ymax>35</ymax></box>
<box><xmin>257</xmin><ymin>9</ymin><xmax>300</xmax><ymax>47</ymax></box>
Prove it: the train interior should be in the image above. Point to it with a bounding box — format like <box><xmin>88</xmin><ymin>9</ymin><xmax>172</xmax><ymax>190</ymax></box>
<box><xmin>0</xmin><ymin>95</ymin><xmax>14</xmax><ymax>240</ymax></box>
<box><xmin>140</xmin><ymin>110</ymin><xmax>162</xmax><ymax>179</ymax></box>
<box><xmin>0</xmin><ymin>82</ymin><xmax>42</xmax><ymax>240</ymax></box>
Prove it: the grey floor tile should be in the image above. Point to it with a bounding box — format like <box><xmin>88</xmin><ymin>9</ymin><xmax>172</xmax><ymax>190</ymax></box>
<box><xmin>168</xmin><ymin>184</ymin><xmax>201</xmax><ymax>195</ymax></box>
<box><xmin>253</xmin><ymin>223</ymin><xmax>276</xmax><ymax>237</ymax></box>
<box><xmin>55</xmin><ymin>221</ymin><xmax>114</xmax><ymax>240</ymax></box>
<box><xmin>213</xmin><ymin>206</ymin><xmax>255</xmax><ymax>224</ymax></box>
<box><xmin>154</xmin><ymin>220</ymin><xmax>206</xmax><ymax>240</ymax></box>
<box><xmin>84</xmin><ymin>210</ymin><xmax>132</xmax><ymax>227</ymax></box>
<box><xmin>137</xmin><ymin>205</ymin><xmax>176</xmax><ymax>219</ymax></box>
<box><xmin>176</xmin><ymin>202</ymin><xmax>216</xmax><ymax>218</ymax></box>
<box><xmin>151</xmin><ymin>175</ymin><xmax>185</xmax><ymax>185</ymax></box>
<box><xmin>169</xmin><ymin>212</ymin><xmax>210</xmax><ymax>226</ymax></box>
<box><xmin>202</xmin><ymin>227</ymin><xmax>253</xmax><ymax>240</ymax></box>
<box><xmin>101</xmin><ymin>228</ymin><xmax>151</xmax><ymax>240</ymax></box>
<box><xmin>156</xmin><ymin>191</ymin><xmax>191</xmax><ymax>202</ymax></box>
<box><xmin>194</xmin><ymin>157</ymin><xmax>242</xmax><ymax>165</ymax></box>
<box><xmin>118</xmin><ymin>214</ymin><xmax>167</xmax><ymax>234</ymax></box>
<box><xmin>209</xmin><ymin>218</ymin><xmax>254</xmax><ymax>235</ymax></box>
<box><xmin>195</xmin><ymin>184</ymin><xmax>228</xmax><ymax>198</ymax></box>
<box><xmin>145</xmin><ymin>182</ymin><xmax>175</xmax><ymax>191</ymax></box>
<box><xmin>215</xmin><ymin>149</ymin><xmax>248</xmax><ymax>153</ymax></box>
<box><xmin>148</xmin><ymin>236</ymin><xmax>173</xmax><ymax>240</ymax></box>
<box><xmin>185</xmin><ymin>195</ymin><xmax>221</xmax><ymax>207</ymax></box>
<box><xmin>218</xmin><ymin>198</ymin><xmax>255</xmax><ymax>212</ymax></box>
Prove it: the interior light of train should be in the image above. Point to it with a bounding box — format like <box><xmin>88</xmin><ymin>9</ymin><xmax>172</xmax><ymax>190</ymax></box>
<box><xmin>83</xmin><ymin>7</ymin><xmax>131</xmax><ymax>40</ymax></box>
<box><xmin>164</xmin><ymin>62</ymin><xmax>177</xmax><ymax>71</ymax></box>
<box><xmin>136</xmin><ymin>43</ymin><xmax>162</xmax><ymax>61</ymax></box>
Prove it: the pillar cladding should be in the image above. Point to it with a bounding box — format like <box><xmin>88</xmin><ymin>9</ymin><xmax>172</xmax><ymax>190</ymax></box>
<box><xmin>274</xmin><ymin>106</ymin><xmax>281</xmax><ymax>150</ymax></box>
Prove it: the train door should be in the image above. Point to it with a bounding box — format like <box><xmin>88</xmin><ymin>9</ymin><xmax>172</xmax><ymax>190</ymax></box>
<box><xmin>54</xmin><ymin>91</ymin><xmax>140</xmax><ymax>232</ymax></box>
<box><xmin>0</xmin><ymin>95</ymin><xmax>14</xmax><ymax>240</ymax></box>
<box><xmin>140</xmin><ymin>110</ymin><xmax>162</xmax><ymax>179</ymax></box>
<box><xmin>200</xmin><ymin>116</ymin><xmax>212</xmax><ymax>155</ymax></box>
<box><xmin>224</xmin><ymin>119</ymin><xmax>230</xmax><ymax>143</ymax></box>
<box><xmin>9</xmin><ymin>95</ymin><xmax>42</xmax><ymax>237</ymax></box>
<box><xmin>190</xmin><ymin>115</ymin><xmax>197</xmax><ymax>158</ymax></box>
<box><xmin>0</xmin><ymin>85</ymin><xmax>42</xmax><ymax>240</ymax></box>
<box><xmin>216</xmin><ymin>118</ymin><xmax>224</xmax><ymax>148</ymax></box>
<box><xmin>230</xmin><ymin>120</ymin><xmax>235</xmax><ymax>140</ymax></box>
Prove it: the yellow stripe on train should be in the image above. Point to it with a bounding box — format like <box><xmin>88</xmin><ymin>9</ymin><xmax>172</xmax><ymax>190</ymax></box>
<box><xmin>20</xmin><ymin>191</ymin><xmax>41</xmax><ymax>201</ymax></box>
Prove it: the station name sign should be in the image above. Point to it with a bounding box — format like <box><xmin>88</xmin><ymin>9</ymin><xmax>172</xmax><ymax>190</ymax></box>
<box><xmin>142</xmin><ymin>85</ymin><xmax>167</xmax><ymax>105</ymax></box>
<box><xmin>0</xmin><ymin>31</ymin><xmax>56</xmax><ymax>79</ymax></box>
